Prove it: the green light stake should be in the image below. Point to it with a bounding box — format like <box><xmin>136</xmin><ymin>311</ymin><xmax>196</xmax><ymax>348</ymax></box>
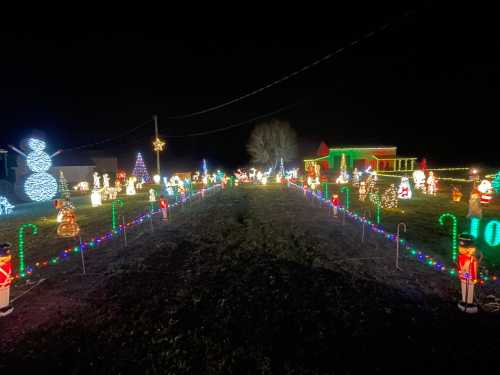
<box><xmin>370</xmin><ymin>193</ymin><xmax>381</xmax><ymax>224</ymax></box>
<box><xmin>439</xmin><ymin>213</ymin><xmax>458</xmax><ymax>261</ymax></box>
<box><xmin>18</xmin><ymin>223</ymin><xmax>38</xmax><ymax>277</ymax></box>
<box><xmin>340</xmin><ymin>186</ymin><xmax>350</xmax><ymax>210</ymax></box>
<box><xmin>322</xmin><ymin>182</ymin><xmax>329</xmax><ymax>200</ymax></box>
<box><xmin>112</xmin><ymin>199</ymin><xmax>124</xmax><ymax>231</ymax></box>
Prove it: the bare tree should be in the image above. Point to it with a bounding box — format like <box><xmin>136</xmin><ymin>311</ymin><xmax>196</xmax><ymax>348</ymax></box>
<box><xmin>247</xmin><ymin>119</ymin><xmax>298</xmax><ymax>170</ymax></box>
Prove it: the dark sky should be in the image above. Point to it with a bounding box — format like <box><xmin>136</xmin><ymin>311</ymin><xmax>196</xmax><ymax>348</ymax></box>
<box><xmin>1</xmin><ymin>4</ymin><xmax>499</xmax><ymax>174</ymax></box>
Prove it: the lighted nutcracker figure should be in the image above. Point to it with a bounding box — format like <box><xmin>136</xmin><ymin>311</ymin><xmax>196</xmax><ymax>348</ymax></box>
<box><xmin>159</xmin><ymin>195</ymin><xmax>168</xmax><ymax>221</ymax></box>
<box><xmin>331</xmin><ymin>193</ymin><xmax>339</xmax><ymax>217</ymax></box>
<box><xmin>0</xmin><ymin>242</ymin><xmax>14</xmax><ymax>317</ymax></box>
<box><xmin>456</xmin><ymin>233</ymin><xmax>481</xmax><ymax>313</ymax></box>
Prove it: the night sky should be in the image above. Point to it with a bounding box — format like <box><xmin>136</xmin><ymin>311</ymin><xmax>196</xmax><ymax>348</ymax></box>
<box><xmin>1</xmin><ymin>4</ymin><xmax>498</xmax><ymax>174</ymax></box>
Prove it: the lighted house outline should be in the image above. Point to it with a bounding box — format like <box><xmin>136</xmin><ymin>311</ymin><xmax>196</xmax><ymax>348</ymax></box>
<box><xmin>304</xmin><ymin>146</ymin><xmax>417</xmax><ymax>174</ymax></box>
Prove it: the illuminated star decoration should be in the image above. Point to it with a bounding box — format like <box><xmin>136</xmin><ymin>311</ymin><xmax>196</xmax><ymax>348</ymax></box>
<box><xmin>153</xmin><ymin>138</ymin><xmax>166</xmax><ymax>152</ymax></box>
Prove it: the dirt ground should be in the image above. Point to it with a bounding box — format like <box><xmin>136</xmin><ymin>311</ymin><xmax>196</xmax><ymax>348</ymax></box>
<box><xmin>1</xmin><ymin>185</ymin><xmax>499</xmax><ymax>374</ymax></box>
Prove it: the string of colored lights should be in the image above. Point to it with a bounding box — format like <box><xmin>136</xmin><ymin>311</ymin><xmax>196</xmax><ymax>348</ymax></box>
<box><xmin>11</xmin><ymin>185</ymin><xmax>222</xmax><ymax>281</ymax></box>
<box><xmin>376</xmin><ymin>172</ymin><xmax>473</xmax><ymax>183</ymax></box>
<box><xmin>290</xmin><ymin>183</ymin><xmax>498</xmax><ymax>285</ymax></box>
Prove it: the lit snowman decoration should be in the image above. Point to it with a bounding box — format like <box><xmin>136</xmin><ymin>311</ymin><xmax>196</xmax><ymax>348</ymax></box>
<box><xmin>12</xmin><ymin>138</ymin><xmax>60</xmax><ymax>202</ymax></box>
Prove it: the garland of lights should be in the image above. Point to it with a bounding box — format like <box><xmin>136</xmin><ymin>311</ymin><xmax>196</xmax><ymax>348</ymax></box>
<box><xmin>18</xmin><ymin>223</ymin><xmax>38</xmax><ymax>277</ymax></box>
<box><xmin>340</xmin><ymin>186</ymin><xmax>350</xmax><ymax>210</ymax></box>
<box><xmin>288</xmin><ymin>182</ymin><xmax>498</xmax><ymax>285</ymax></box>
<box><xmin>112</xmin><ymin>199</ymin><xmax>125</xmax><ymax>231</ymax></box>
<box><xmin>438</xmin><ymin>213</ymin><xmax>458</xmax><ymax>262</ymax></box>
<box><xmin>11</xmin><ymin>184</ymin><xmax>223</xmax><ymax>281</ymax></box>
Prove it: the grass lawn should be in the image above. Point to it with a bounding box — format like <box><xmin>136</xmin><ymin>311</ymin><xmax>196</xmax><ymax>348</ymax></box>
<box><xmin>317</xmin><ymin>173</ymin><xmax>500</xmax><ymax>273</ymax></box>
<box><xmin>0</xmin><ymin>184</ymin><xmax>201</xmax><ymax>277</ymax></box>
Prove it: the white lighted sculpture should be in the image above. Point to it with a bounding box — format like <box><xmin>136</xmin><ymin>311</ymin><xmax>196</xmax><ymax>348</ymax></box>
<box><xmin>398</xmin><ymin>177</ymin><xmax>413</xmax><ymax>199</ymax></box>
<box><xmin>127</xmin><ymin>177</ymin><xmax>137</xmax><ymax>195</ymax></box>
<box><xmin>91</xmin><ymin>189</ymin><xmax>102</xmax><ymax>207</ymax></box>
<box><xmin>149</xmin><ymin>188</ymin><xmax>156</xmax><ymax>202</ymax></box>
<box><xmin>413</xmin><ymin>170</ymin><xmax>426</xmax><ymax>191</ymax></box>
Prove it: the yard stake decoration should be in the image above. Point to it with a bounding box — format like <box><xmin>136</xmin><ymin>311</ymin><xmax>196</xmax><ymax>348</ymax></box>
<box><xmin>396</xmin><ymin>222</ymin><xmax>407</xmax><ymax>270</ymax></box>
<box><xmin>112</xmin><ymin>199</ymin><xmax>124</xmax><ymax>231</ymax></box>
<box><xmin>340</xmin><ymin>186</ymin><xmax>350</xmax><ymax>210</ymax></box>
<box><xmin>439</xmin><ymin>213</ymin><xmax>458</xmax><ymax>261</ymax></box>
<box><xmin>18</xmin><ymin>224</ymin><xmax>38</xmax><ymax>277</ymax></box>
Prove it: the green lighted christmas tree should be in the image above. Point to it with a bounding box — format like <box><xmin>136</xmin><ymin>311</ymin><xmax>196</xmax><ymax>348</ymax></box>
<box><xmin>493</xmin><ymin>170</ymin><xmax>500</xmax><ymax>194</ymax></box>
<box><xmin>58</xmin><ymin>170</ymin><xmax>71</xmax><ymax>200</ymax></box>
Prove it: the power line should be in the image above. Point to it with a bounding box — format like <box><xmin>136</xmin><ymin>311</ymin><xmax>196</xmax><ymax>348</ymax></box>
<box><xmin>63</xmin><ymin>119</ymin><xmax>153</xmax><ymax>151</ymax></box>
<box><xmin>165</xmin><ymin>102</ymin><xmax>301</xmax><ymax>138</ymax></box>
<box><xmin>165</xmin><ymin>11</ymin><xmax>413</xmax><ymax>120</ymax></box>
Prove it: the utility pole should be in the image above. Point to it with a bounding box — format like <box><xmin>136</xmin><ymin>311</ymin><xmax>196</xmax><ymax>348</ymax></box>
<box><xmin>152</xmin><ymin>115</ymin><xmax>165</xmax><ymax>182</ymax></box>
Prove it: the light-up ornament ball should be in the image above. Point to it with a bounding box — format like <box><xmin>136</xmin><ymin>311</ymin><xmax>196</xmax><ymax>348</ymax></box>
<box><xmin>24</xmin><ymin>138</ymin><xmax>58</xmax><ymax>202</ymax></box>
<box><xmin>153</xmin><ymin>174</ymin><xmax>161</xmax><ymax>184</ymax></box>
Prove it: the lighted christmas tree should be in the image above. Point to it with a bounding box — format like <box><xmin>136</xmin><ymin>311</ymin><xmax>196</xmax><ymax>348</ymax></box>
<box><xmin>381</xmin><ymin>183</ymin><xmax>398</xmax><ymax>208</ymax></box>
<box><xmin>58</xmin><ymin>170</ymin><xmax>71</xmax><ymax>200</ymax></box>
<box><xmin>132</xmin><ymin>152</ymin><xmax>151</xmax><ymax>183</ymax></box>
<box><xmin>493</xmin><ymin>171</ymin><xmax>500</xmax><ymax>194</ymax></box>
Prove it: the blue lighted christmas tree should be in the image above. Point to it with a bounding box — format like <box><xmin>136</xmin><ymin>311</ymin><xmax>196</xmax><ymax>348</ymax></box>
<box><xmin>132</xmin><ymin>152</ymin><xmax>151</xmax><ymax>182</ymax></box>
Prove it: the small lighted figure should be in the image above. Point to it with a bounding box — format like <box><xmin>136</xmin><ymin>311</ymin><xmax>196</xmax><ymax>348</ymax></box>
<box><xmin>477</xmin><ymin>179</ymin><xmax>493</xmax><ymax>206</ymax></box>
<box><xmin>412</xmin><ymin>170</ymin><xmax>426</xmax><ymax>191</ymax></box>
<box><xmin>397</xmin><ymin>177</ymin><xmax>412</xmax><ymax>199</ymax></box>
<box><xmin>0</xmin><ymin>242</ymin><xmax>14</xmax><ymax>317</ymax></box>
<box><xmin>451</xmin><ymin>186</ymin><xmax>463</xmax><ymax>202</ymax></box>
<box><xmin>352</xmin><ymin>168</ymin><xmax>361</xmax><ymax>187</ymax></box>
<box><xmin>159</xmin><ymin>195</ymin><xmax>168</xmax><ymax>221</ymax></box>
<box><xmin>456</xmin><ymin>233</ymin><xmax>480</xmax><ymax>314</ymax></box>
<box><xmin>467</xmin><ymin>189</ymin><xmax>482</xmax><ymax>219</ymax></box>
<box><xmin>331</xmin><ymin>193</ymin><xmax>339</xmax><ymax>217</ymax></box>
<box><xmin>261</xmin><ymin>176</ymin><xmax>268</xmax><ymax>185</ymax></box>
<box><xmin>103</xmin><ymin>173</ymin><xmax>110</xmax><ymax>189</ymax></box>
<box><xmin>73</xmin><ymin>181</ymin><xmax>90</xmax><ymax>192</ymax></box>
<box><xmin>93</xmin><ymin>172</ymin><xmax>101</xmax><ymax>190</ymax></box>
<box><xmin>358</xmin><ymin>181</ymin><xmax>367</xmax><ymax>202</ymax></box>
<box><xmin>127</xmin><ymin>177</ymin><xmax>137</xmax><ymax>196</ymax></box>
<box><xmin>0</xmin><ymin>196</ymin><xmax>15</xmax><ymax>216</ymax></box>
<box><xmin>91</xmin><ymin>189</ymin><xmax>102</xmax><ymax>207</ymax></box>
<box><xmin>54</xmin><ymin>199</ymin><xmax>80</xmax><ymax>238</ymax></box>
<box><xmin>426</xmin><ymin>171</ymin><xmax>437</xmax><ymax>196</ymax></box>
<box><xmin>149</xmin><ymin>188</ymin><xmax>156</xmax><ymax>203</ymax></box>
